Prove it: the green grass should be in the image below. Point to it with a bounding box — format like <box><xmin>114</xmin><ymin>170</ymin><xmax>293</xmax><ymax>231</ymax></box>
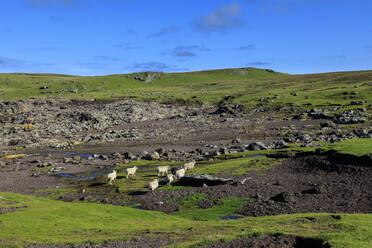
<box><xmin>192</xmin><ymin>156</ymin><xmax>281</xmax><ymax>175</ymax></box>
<box><xmin>172</xmin><ymin>195</ymin><xmax>250</xmax><ymax>221</ymax></box>
<box><xmin>35</xmin><ymin>165</ymin><xmax>54</xmax><ymax>171</ymax></box>
<box><xmin>216</xmin><ymin>138</ymin><xmax>372</xmax><ymax>160</ymax></box>
<box><xmin>99</xmin><ymin>156</ymin><xmax>282</xmax><ymax>196</ymax></box>
<box><xmin>112</xmin><ymin>160</ymin><xmax>184</xmax><ymax>193</ymax></box>
<box><xmin>1</xmin><ymin>68</ymin><xmax>371</xmax><ymax>116</ymax></box>
<box><xmin>48</xmin><ymin>139</ymin><xmax>371</xmax><ymax>202</ymax></box>
<box><xmin>320</xmin><ymin>138</ymin><xmax>372</xmax><ymax>156</ymax></box>
<box><xmin>1</xmin><ymin>193</ymin><xmax>372</xmax><ymax>247</ymax></box>
<box><xmin>0</xmin><ymin>192</ymin><xmax>196</xmax><ymax>247</ymax></box>
<box><xmin>35</xmin><ymin>188</ymin><xmax>77</xmax><ymax>200</ymax></box>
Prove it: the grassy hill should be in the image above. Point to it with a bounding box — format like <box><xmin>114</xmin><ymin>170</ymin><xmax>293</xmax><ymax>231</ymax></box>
<box><xmin>1</xmin><ymin>192</ymin><xmax>372</xmax><ymax>247</ymax></box>
<box><xmin>1</xmin><ymin>68</ymin><xmax>371</xmax><ymax>113</ymax></box>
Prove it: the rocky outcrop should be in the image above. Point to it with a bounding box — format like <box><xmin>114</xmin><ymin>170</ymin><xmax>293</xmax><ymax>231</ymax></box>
<box><xmin>177</xmin><ymin>174</ymin><xmax>234</xmax><ymax>186</ymax></box>
<box><xmin>333</xmin><ymin>110</ymin><xmax>366</xmax><ymax>124</ymax></box>
<box><xmin>133</xmin><ymin>72</ymin><xmax>163</xmax><ymax>83</ymax></box>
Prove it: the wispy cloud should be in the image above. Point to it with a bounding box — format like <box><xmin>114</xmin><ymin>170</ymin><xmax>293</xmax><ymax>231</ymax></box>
<box><xmin>0</xmin><ymin>57</ymin><xmax>24</xmax><ymax>68</ymax></box>
<box><xmin>147</xmin><ymin>26</ymin><xmax>181</xmax><ymax>38</ymax></box>
<box><xmin>26</xmin><ymin>0</ymin><xmax>83</xmax><ymax>8</ymax></box>
<box><xmin>94</xmin><ymin>56</ymin><xmax>120</xmax><ymax>62</ymax></box>
<box><xmin>18</xmin><ymin>46</ymin><xmax>69</xmax><ymax>52</ymax></box>
<box><xmin>0</xmin><ymin>59</ymin><xmax>8</xmax><ymax>67</ymax></box>
<box><xmin>261</xmin><ymin>4</ymin><xmax>293</xmax><ymax>14</ymax></box>
<box><xmin>130</xmin><ymin>62</ymin><xmax>171</xmax><ymax>71</ymax></box>
<box><xmin>113</xmin><ymin>42</ymin><xmax>143</xmax><ymax>50</ymax></box>
<box><xmin>77</xmin><ymin>62</ymin><xmax>106</xmax><ymax>68</ymax></box>
<box><xmin>235</xmin><ymin>45</ymin><xmax>256</xmax><ymax>51</ymax></box>
<box><xmin>193</xmin><ymin>2</ymin><xmax>244</xmax><ymax>34</ymax></box>
<box><xmin>127</xmin><ymin>61</ymin><xmax>188</xmax><ymax>72</ymax></box>
<box><xmin>0</xmin><ymin>56</ymin><xmax>54</xmax><ymax>72</ymax></box>
<box><xmin>163</xmin><ymin>45</ymin><xmax>211</xmax><ymax>58</ymax></box>
<box><xmin>124</xmin><ymin>29</ymin><xmax>136</xmax><ymax>35</ymax></box>
<box><xmin>248</xmin><ymin>61</ymin><xmax>270</xmax><ymax>66</ymax></box>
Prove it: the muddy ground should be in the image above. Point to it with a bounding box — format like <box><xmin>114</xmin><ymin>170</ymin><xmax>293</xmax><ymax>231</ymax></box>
<box><xmin>26</xmin><ymin>234</ymin><xmax>331</xmax><ymax>248</ymax></box>
<box><xmin>0</xmin><ymin>99</ymin><xmax>371</xmax><ymax>247</ymax></box>
<box><xmin>134</xmin><ymin>152</ymin><xmax>372</xmax><ymax>216</ymax></box>
<box><xmin>26</xmin><ymin>237</ymin><xmax>171</xmax><ymax>248</ymax></box>
<box><xmin>204</xmin><ymin>234</ymin><xmax>331</xmax><ymax>248</ymax></box>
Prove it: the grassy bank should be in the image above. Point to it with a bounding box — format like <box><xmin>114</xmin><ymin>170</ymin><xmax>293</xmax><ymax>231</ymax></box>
<box><xmin>1</xmin><ymin>68</ymin><xmax>371</xmax><ymax>114</ymax></box>
<box><xmin>0</xmin><ymin>193</ymin><xmax>371</xmax><ymax>247</ymax></box>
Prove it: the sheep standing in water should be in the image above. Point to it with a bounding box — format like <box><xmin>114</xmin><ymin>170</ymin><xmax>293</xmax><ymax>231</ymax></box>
<box><xmin>166</xmin><ymin>174</ymin><xmax>174</xmax><ymax>186</ymax></box>
<box><xmin>148</xmin><ymin>179</ymin><xmax>159</xmax><ymax>191</ymax></box>
<box><xmin>175</xmin><ymin>168</ymin><xmax>185</xmax><ymax>179</ymax></box>
<box><xmin>157</xmin><ymin>165</ymin><xmax>169</xmax><ymax>176</ymax></box>
<box><xmin>107</xmin><ymin>170</ymin><xmax>117</xmax><ymax>185</ymax></box>
<box><xmin>126</xmin><ymin>166</ymin><xmax>138</xmax><ymax>178</ymax></box>
<box><xmin>183</xmin><ymin>161</ymin><xmax>195</xmax><ymax>170</ymax></box>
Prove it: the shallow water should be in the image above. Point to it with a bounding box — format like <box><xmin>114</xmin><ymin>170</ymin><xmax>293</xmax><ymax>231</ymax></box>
<box><xmin>132</xmin><ymin>206</ymin><xmax>145</xmax><ymax>210</ymax></box>
<box><xmin>63</xmin><ymin>151</ymin><xmax>97</xmax><ymax>158</ymax></box>
<box><xmin>251</xmin><ymin>154</ymin><xmax>265</xmax><ymax>158</ymax></box>
<box><xmin>58</xmin><ymin>167</ymin><xmax>111</xmax><ymax>180</ymax></box>
<box><xmin>220</xmin><ymin>215</ymin><xmax>244</xmax><ymax>220</ymax></box>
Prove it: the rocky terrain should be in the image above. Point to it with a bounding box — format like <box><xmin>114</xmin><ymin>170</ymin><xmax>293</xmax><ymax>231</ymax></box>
<box><xmin>0</xmin><ymin>69</ymin><xmax>372</xmax><ymax>247</ymax></box>
<box><xmin>0</xmin><ymin>98</ymin><xmax>370</xmax><ymax>153</ymax></box>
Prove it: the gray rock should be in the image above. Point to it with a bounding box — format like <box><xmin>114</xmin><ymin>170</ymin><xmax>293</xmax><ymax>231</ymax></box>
<box><xmin>37</xmin><ymin>162</ymin><xmax>51</xmax><ymax>168</ymax></box>
<box><xmin>296</xmin><ymin>134</ymin><xmax>312</xmax><ymax>143</ymax></box>
<box><xmin>248</xmin><ymin>142</ymin><xmax>267</xmax><ymax>151</ymax></box>
<box><xmin>350</xmin><ymin>101</ymin><xmax>366</xmax><ymax>105</ymax></box>
<box><xmin>320</xmin><ymin>121</ymin><xmax>336</xmax><ymax>128</ymax></box>
<box><xmin>270</xmin><ymin>192</ymin><xmax>295</xmax><ymax>203</ymax></box>
<box><xmin>133</xmin><ymin>72</ymin><xmax>163</xmax><ymax>83</ymax></box>
<box><xmin>208</xmin><ymin>150</ymin><xmax>217</xmax><ymax>156</ymax></box>
<box><xmin>49</xmin><ymin>167</ymin><xmax>65</xmax><ymax>173</ymax></box>
<box><xmin>333</xmin><ymin>110</ymin><xmax>366</xmax><ymax>124</ymax></box>
<box><xmin>307</xmin><ymin>109</ymin><xmax>331</xmax><ymax>119</ymax></box>
<box><xmin>219</xmin><ymin>147</ymin><xmax>229</xmax><ymax>155</ymax></box>
<box><xmin>144</xmin><ymin>152</ymin><xmax>160</xmax><ymax>160</ymax></box>
<box><xmin>177</xmin><ymin>174</ymin><xmax>234</xmax><ymax>186</ymax></box>
<box><xmin>272</xmin><ymin>139</ymin><xmax>288</xmax><ymax>149</ymax></box>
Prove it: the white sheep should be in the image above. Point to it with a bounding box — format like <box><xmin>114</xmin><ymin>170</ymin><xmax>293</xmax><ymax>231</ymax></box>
<box><xmin>175</xmin><ymin>168</ymin><xmax>185</xmax><ymax>179</ymax></box>
<box><xmin>166</xmin><ymin>174</ymin><xmax>174</xmax><ymax>186</ymax></box>
<box><xmin>126</xmin><ymin>166</ymin><xmax>138</xmax><ymax>178</ymax></box>
<box><xmin>157</xmin><ymin>165</ymin><xmax>169</xmax><ymax>176</ymax></box>
<box><xmin>183</xmin><ymin>161</ymin><xmax>196</xmax><ymax>170</ymax></box>
<box><xmin>107</xmin><ymin>170</ymin><xmax>117</xmax><ymax>185</ymax></box>
<box><xmin>148</xmin><ymin>179</ymin><xmax>159</xmax><ymax>191</ymax></box>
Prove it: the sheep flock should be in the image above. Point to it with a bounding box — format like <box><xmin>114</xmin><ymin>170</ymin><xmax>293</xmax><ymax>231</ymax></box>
<box><xmin>106</xmin><ymin>161</ymin><xmax>196</xmax><ymax>191</ymax></box>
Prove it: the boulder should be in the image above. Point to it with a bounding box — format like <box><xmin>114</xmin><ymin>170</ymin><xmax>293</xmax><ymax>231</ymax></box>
<box><xmin>248</xmin><ymin>142</ymin><xmax>267</xmax><ymax>151</ymax></box>
<box><xmin>272</xmin><ymin>139</ymin><xmax>288</xmax><ymax>149</ymax></box>
<box><xmin>144</xmin><ymin>151</ymin><xmax>160</xmax><ymax>160</ymax></box>
<box><xmin>333</xmin><ymin>110</ymin><xmax>366</xmax><ymax>124</ymax></box>
<box><xmin>133</xmin><ymin>72</ymin><xmax>163</xmax><ymax>83</ymax></box>
<box><xmin>270</xmin><ymin>192</ymin><xmax>295</xmax><ymax>203</ymax></box>
<box><xmin>177</xmin><ymin>174</ymin><xmax>234</xmax><ymax>186</ymax></box>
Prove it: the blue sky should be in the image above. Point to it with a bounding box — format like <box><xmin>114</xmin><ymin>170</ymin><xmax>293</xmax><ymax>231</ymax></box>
<box><xmin>0</xmin><ymin>0</ymin><xmax>371</xmax><ymax>75</ymax></box>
